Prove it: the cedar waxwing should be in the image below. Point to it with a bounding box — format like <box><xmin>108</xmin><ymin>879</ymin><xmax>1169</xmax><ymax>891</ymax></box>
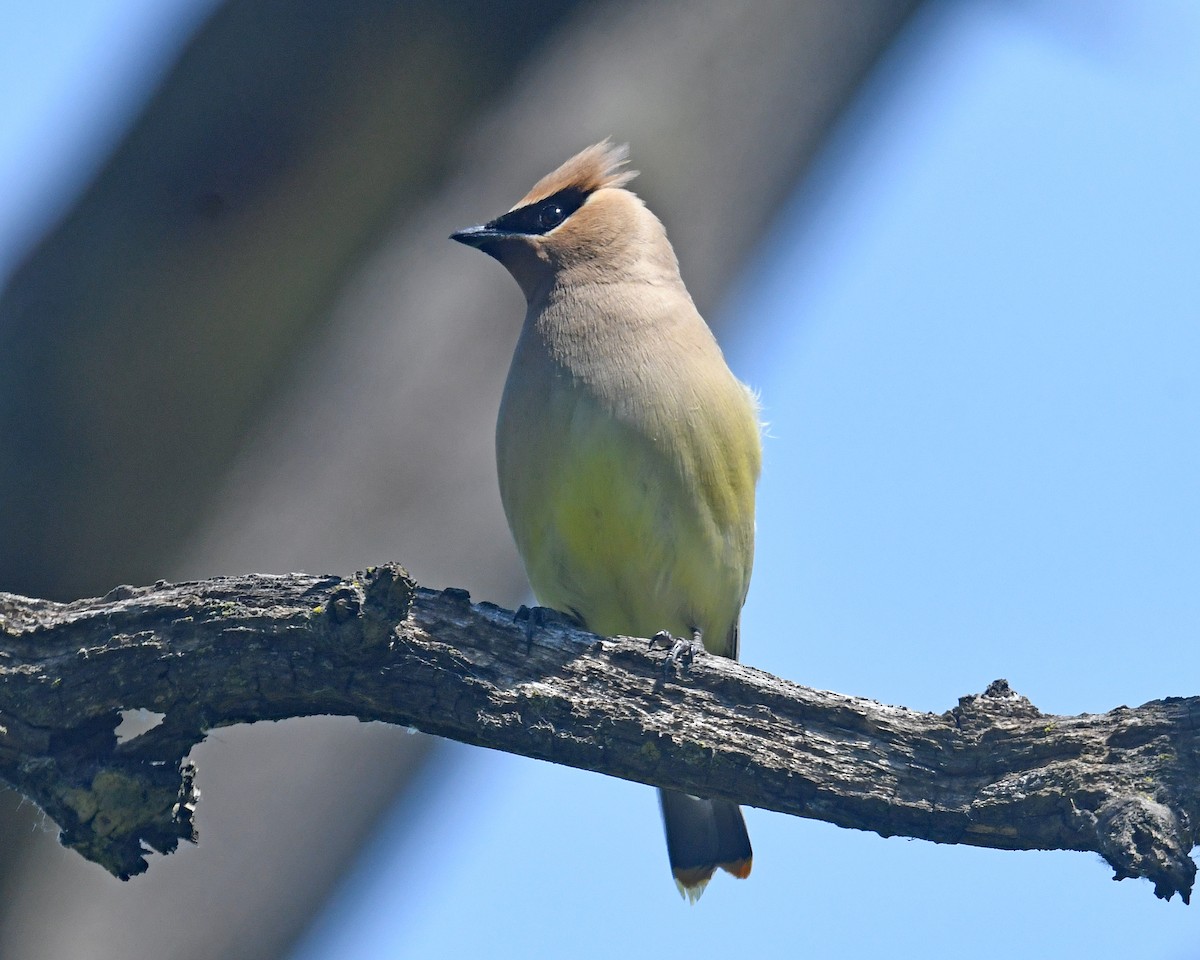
<box><xmin>451</xmin><ymin>141</ymin><xmax>761</xmax><ymax>902</ymax></box>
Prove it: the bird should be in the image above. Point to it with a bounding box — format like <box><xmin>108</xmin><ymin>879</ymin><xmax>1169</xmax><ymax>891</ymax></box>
<box><xmin>451</xmin><ymin>140</ymin><xmax>761</xmax><ymax>902</ymax></box>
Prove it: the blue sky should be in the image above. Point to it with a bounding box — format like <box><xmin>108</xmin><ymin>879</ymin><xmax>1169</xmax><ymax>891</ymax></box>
<box><xmin>2</xmin><ymin>1</ymin><xmax>1198</xmax><ymax>958</ymax></box>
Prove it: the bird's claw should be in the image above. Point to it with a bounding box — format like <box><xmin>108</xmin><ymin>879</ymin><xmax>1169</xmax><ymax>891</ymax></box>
<box><xmin>649</xmin><ymin>629</ymin><xmax>703</xmax><ymax>678</ymax></box>
<box><xmin>514</xmin><ymin>604</ymin><xmax>546</xmax><ymax>648</ymax></box>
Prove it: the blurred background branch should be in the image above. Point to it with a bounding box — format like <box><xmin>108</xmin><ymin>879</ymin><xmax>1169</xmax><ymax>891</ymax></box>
<box><xmin>0</xmin><ymin>1</ymin><xmax>923</xmax><ymax>957</ymax></box>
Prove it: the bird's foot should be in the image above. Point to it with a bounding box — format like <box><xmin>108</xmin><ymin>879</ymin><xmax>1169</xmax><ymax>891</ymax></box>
<box><xmin>514</xmin><ymin>604</ymin><xmax>547</xmax><ymax>649</ymax></box>
<box><xmin>515</xmin><ymin>605</ymin><xmax>586</xmax><ymax>650</ymax></box>
<box><xmin>649</xmin><ymin>628</ymin><xmax>704</xmax><ymax>678</ymax></box>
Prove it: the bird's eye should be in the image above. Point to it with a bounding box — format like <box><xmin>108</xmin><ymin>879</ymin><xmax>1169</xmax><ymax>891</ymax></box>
<box><xmin>537</xmin><ymin>202</ymin><xmax>566</xmax><ymax>231</ymax></box>
<box><xmin>487</xmin><ymin>188</ymin><xmax>586</xmax><ymax>237</ymax></box>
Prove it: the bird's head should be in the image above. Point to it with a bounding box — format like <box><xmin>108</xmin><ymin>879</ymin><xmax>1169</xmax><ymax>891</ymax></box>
<box><xmin>452</xmin><ymin>140</ymin><xmax>678</xmax><ymax>301</ymax></box>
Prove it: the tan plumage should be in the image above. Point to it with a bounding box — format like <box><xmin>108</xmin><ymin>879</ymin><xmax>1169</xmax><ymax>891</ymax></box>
<box><xmin>452</xmin><ymin>140</ymin><xmax>761</xmax><ymax>901</ymax></box>
<box><xmin>518</xmin><ymin>139</ymin><xmax>638</xmax><ymax>199</ymax></box>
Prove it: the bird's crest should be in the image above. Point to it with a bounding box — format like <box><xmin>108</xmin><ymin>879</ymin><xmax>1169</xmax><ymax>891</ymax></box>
<box><xmin>516</xmin><ymin>139</ymin><xmax>638</xmax><ymax>208</ymax></box>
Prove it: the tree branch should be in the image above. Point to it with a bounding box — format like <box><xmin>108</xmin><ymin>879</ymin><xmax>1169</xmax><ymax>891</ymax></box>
<box><xmin>0</xmin><ymin>563</ymin><xmax>1196</xmax><ymax>900</ymax></box>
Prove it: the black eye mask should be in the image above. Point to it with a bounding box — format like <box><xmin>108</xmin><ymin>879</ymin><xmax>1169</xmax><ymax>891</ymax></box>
<box><xmin>487</xmin><ymin>187</ymin><xmax>590</xmax><ymax>236</ymax></box>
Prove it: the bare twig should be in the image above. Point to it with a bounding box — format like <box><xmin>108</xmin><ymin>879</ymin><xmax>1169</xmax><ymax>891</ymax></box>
<box><xmin>0</xmin><ymin>563</ymin><xmax>1196</xmax><ymax>900</ymax></box>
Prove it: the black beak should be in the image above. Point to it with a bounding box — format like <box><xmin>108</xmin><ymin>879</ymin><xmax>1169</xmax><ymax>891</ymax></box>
<box><xmin>450</xmin><ymin>224</ymin><xmax>509</xmax><ymax>248</ymax></box>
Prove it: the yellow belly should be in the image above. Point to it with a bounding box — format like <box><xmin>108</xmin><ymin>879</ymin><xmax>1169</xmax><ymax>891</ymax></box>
<box><xmin>497</xmin><ymin>385</ymin><xmax>753</xmax><ymax>656</ymax></box>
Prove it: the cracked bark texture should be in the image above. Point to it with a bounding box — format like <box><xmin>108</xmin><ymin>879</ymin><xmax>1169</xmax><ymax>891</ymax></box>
<box><xmin>1</xmin><ymin>564</ymin><xmax>1196</xmax><ymax>901</ymax></box>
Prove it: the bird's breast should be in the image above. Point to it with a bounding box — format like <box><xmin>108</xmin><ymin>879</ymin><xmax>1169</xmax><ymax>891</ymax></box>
<box><xmin>495</xmin><ymin>311</ymin><xmax>759</xmax><ymax>655</ymax></box>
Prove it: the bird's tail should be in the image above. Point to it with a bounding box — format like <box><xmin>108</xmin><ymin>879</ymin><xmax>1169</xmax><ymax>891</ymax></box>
<box><xmin>658</xmin><ymin>789</ymin><xmax>752</xmax><ymax>903</ymax></box>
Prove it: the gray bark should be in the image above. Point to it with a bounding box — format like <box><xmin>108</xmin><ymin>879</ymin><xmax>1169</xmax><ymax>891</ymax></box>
<box><xmin>2</xmin><ymin>563</ymin><xmax>1195</xmax><ymax>902</ymax></box>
